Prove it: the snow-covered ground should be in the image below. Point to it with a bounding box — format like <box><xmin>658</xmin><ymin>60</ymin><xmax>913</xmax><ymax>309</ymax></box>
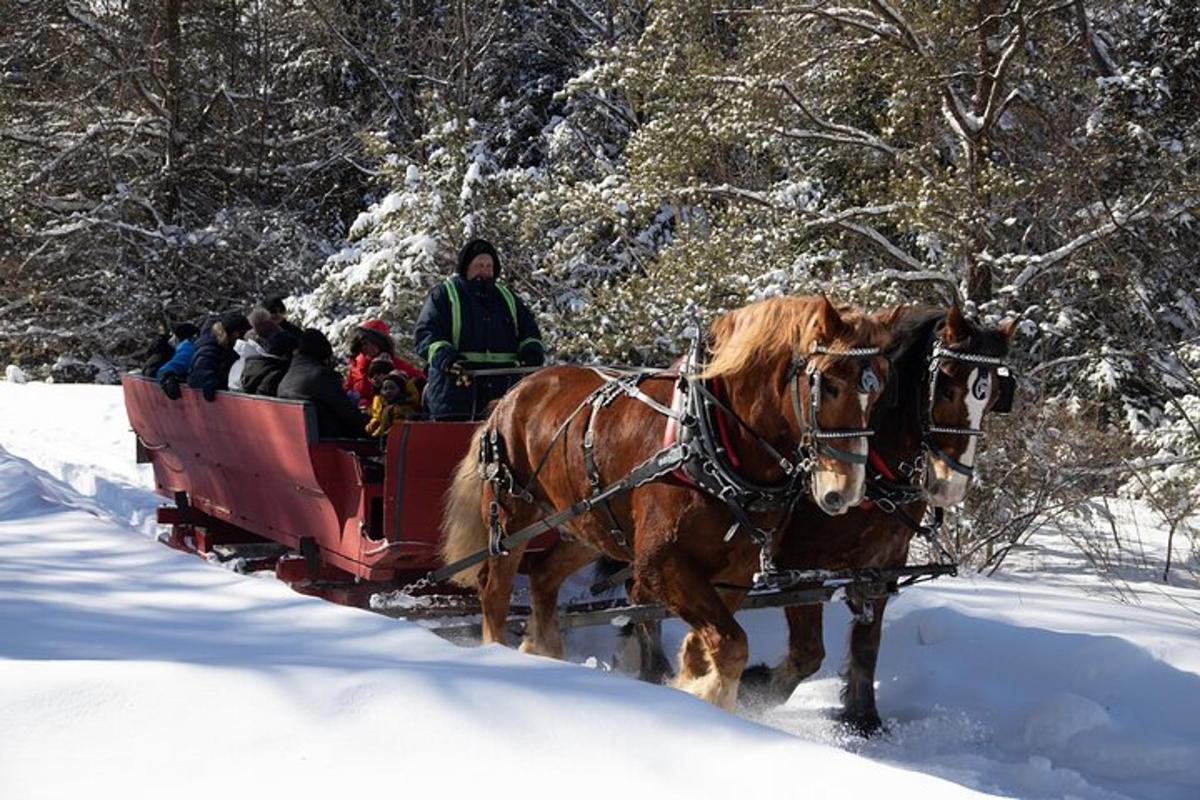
<box><xmin>1</xmin><ymin>382</ymin><xmax>1197</xmax><ymax>800</ymax></box>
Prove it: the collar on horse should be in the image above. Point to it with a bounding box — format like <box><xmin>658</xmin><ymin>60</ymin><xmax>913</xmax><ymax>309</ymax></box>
<box><xmin>659</xmin><ymin>335</ymin><xmax>883</xmax><ymax>570</ymax></box>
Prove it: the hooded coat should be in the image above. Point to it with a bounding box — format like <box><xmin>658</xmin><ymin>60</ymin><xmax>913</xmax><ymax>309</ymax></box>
<box><xmin>240</xmin><ymin>354</ymin><xmax>290</xmax><ymax>397</ymax></box>
<box><xmin>413</xmin><ymin>241</ymin><xmax>544</xmax><ymax>420</ymax></box>
<box><xmin>187</xmin><ymin>314</ymin><xmax>250</xmax><ymax>398</ymax></box>
<box><xmin>278</xmin><ymin>330</ymin><xmax>367</xmax><ymax>438</ymax></box>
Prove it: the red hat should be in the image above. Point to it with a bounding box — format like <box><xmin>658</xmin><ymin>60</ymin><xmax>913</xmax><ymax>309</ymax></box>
<box><xmin>356</xmin><ymin>319</ymin><xmax>394</xmax><ymax>353</ymax></box>
<box><xmin>359</xmin><ymin>319</ymin><xmax>391</xmax><ymax>337</ymax></box>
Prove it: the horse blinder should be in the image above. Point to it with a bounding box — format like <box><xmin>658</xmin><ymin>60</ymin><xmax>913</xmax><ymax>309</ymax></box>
<box><xmin>991</xmin><ymin>367</ymin><xmax>1016</xmax><ymax>414</ymax></box>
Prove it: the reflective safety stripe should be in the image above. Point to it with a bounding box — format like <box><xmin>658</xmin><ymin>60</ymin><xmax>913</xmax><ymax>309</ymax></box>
<box><xmin>442</xmin><ymin>279</ymin><xmax>462</xmax><ymax>347</ymax></box>
<box><xmin>442</xmin><ymin>278</ymin><xmax>521</xmax><ymax>349</ymax></box>
<box><xmin>518</xmin><ymin>337</ymin><xmax>542</xmax><ymax>351</ymax></box>
<box><xmin>495</xmin><ymin>284</ymin><xmax>519</xmax><ymax>338</ymax></box>
<box><xmin>427</xmin><ymin>340</ymin><xmax>454</xmax><ymax>364</ymax></box>
<box><xmin>461</xmin><ymin>351</ymin><xmax>520</xmax><ymax>364</ymax></box>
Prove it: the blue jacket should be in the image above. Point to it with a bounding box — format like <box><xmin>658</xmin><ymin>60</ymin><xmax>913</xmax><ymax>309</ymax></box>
<box><xmin>156</xmin><ymin>339</ymin><xmax>196</xmax><ymax>381</ymax></box>
<box><xmin>414</xmin><ymin>275</ymin><xmax>543</xmax><ymax>420</ymax></box>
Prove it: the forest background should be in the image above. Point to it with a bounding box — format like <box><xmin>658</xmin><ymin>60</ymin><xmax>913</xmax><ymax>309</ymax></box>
<box><xmin>2</xmin><ymin>0</ymin><xmax>1197</xmax><ymax>573</ymax></box>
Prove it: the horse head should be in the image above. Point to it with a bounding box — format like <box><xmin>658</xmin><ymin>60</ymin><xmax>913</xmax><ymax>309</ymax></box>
<box><xmin>800</xmin><ymin>297</ymin><xmax>893</xmax><ymax>514</ymax></box>
<box><xmin>919</xmin><ymin>306</ymin><xmax>1018</xmax><ymax>506</ymax></box>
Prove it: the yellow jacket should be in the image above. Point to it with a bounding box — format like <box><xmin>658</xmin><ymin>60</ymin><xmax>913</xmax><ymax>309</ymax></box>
<box><xmin>366</xmin><ymin>381</ymin><xmax>421</xmax><ymax>437</ymax></box>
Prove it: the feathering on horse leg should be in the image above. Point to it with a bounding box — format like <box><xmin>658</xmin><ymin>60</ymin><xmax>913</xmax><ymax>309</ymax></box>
<box><xmin>652</xmin><ymin>563</ymin><xmax>749</xmax><ymax>711</ymax></box>
<box><xmin>674</xmin><ymin>631</ymin><xmax>711</xmax><ymax>686</ymax></box>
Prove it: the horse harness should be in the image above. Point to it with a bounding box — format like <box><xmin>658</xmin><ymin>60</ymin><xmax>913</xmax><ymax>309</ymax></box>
<box><xmin>471</xmin><ymin>337</ymin><xmax>883</xmax><ymax>587</ymax></box>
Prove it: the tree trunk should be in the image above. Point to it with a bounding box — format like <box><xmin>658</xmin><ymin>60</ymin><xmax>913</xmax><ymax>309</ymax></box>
<box><xmin>163</xmin><ymin>0</ymin><xmax>183</xmax><ymax>221</ymax></box>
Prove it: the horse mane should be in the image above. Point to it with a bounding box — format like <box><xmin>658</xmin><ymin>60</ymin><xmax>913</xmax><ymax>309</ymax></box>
<box><xmin>702</xmin><ymin>296</ymin><xmax>887</xmax><ymax>379</ymax></box>
<box><xmin>883</xmin><ymin>304</ymin><xmax>1011</xmax><ymax>363</ymax></box>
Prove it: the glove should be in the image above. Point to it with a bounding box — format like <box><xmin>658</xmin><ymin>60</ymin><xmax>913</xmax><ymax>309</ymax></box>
<box><xmin>202</xmin><ymin>385</ymin><xmax>216</xmax><ymax>402</ymax></box>
<box><xmin>160</xmin><ymin>374</ymin><xmax>182</xmax><ymax>400</ymax></box>
<box><xmin>447</xmin><ymin>361</ymin><xmax>472</xmax><ymax>388</ymax></box>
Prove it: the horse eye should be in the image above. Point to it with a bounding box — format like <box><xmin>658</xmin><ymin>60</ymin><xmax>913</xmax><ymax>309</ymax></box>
<box><xmin>938</xmin><ymin>380</ymin><xmax>955</xmax><ymax>400</ymax></box>
<box><xmin>823</xmin><ymin>382</ymin><xmax>841</xmax><ymax>399</ymax></box>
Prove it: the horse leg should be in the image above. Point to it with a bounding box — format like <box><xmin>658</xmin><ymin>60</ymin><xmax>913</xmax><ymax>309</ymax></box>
<box><xmin>646</xmin><ymin>563</ymin><xmax>748</xmax><ymax>711</ymax></box>
<box><xmin>478</xmin><ymin>540</ymin><xmax>527</xmax><ymax>646</ymax></box>
<box><xmin>840</xmin><ymin>591</ymin><xmax>888</xmax><ymax>736</ymax></box>
<box><xmin>519</xmin><ymin>538</ymin><xmax>598</xmax><ymax>659</ymax></box>
<box><xmin>622</xmin><ymin>620</ymin><xmax>673</xmax><ymax>684</ymax></box>
<box><xmin>673</xmin><ymin>581</ymin><xmax>748</xmax><ymax>684</ymax></box>
<box><xmin>740</xmin><ymin>602</ymin><xmax>825</xmax><ymax>707</ymax></box>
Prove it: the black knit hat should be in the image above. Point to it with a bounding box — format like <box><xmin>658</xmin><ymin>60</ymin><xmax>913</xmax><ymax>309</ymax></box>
<box><xmin>297</xmin><ymin>328</ymin><xmax>333</xmax><ymax>361</ymax></box>
<box><xmin>266</xmin><ymin>330</ymin><xmax>298</xmax><ymax>359</ymax></box>
<box><xmin>456</xmin><ymin>238</ymin><xmax>501</xmax><ymax>279</ymax></box>
<box><xmin>172</xmin><ymin>322</ymin><xmax>199</xmax><ymax>341</ymax></box>
<box><xmin>221</xmin><ymin>312</ymin><xmax>251</xmax><ymax>338</ymax></box>
<box><xmin>265</xmin><ymin>296</ymin><xmax>287</xmax><ymax>315</ymax></box>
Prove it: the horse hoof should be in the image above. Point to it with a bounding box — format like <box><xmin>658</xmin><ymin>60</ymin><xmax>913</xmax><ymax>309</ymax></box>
<box><xmin>737</xmin><ymin>664</ymin><xmax>790</xmax><ymax>709</ymax></box>
<box><xmin>837</xmin><ymin>709</ymin><xmax>885</xmax><ymax>737</ymax></box>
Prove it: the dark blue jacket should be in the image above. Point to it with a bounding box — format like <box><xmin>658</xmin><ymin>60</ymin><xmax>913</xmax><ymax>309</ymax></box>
<box><xmin>187</xmin><ymin>325</ymin><xmax>237</xmax><ymax>396</ymax></box>
<box><xmin>414</xmin><ymin>275</ymin><xmax>543</xmax><ymax>420</ymax></box>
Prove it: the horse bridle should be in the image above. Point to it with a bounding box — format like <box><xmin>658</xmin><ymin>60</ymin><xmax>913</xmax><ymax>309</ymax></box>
<box><xmin>920</xmin><ymin>340</ymin><xmax>1015</xmax><ymax>478</ymax></box>
<box><xmin>788</xmin><ymin>344</ymin><xmax>885</xmax><ymax>468</ymax></box>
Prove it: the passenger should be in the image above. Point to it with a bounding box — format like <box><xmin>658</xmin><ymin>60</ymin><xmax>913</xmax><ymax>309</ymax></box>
<box><xmin>229</xmin><ymin>309</ymin><xmax>280</xmax><ymax>391</ymax></box>
<box><xmin>143</xmin><ymin>321</ymin><xmax>197</xmax><ymax>378</ymax></box>
<box><xmin>366</xmin><ymin>372</ymin><xmax>421</xmax><ymax>437</ymax></box>
<box><xmin>344</xmin><ymin>319</ymin><xmax>425</xmax><ymax>409</ymax></box>
<box><xmin>414</xmin><ymin>238</ymin><xmax>544</xmax><ymax>420</ymax></box>
<box><xmin>156</xmin><ymin>322</ymin><xmax>201</xmax><ymax>399</ymax></box>
<box><xmin>240</xmin><ymin>331</ymin><xmax>296</xmax><ymax>397</ymax></box>
<box><xmin>265</xmin><ymin>296</ymin><xmax>304</xmax><ymax>339</ymax></box>
<box><xmin>278</xmin><ymin>328</ymin><xmax>368</xmax><ymax>438</ymax></box>
<box><xmin>187</xmin><ymin>312</ymin><xmax>251</xmax><ymax>401</ymax></box>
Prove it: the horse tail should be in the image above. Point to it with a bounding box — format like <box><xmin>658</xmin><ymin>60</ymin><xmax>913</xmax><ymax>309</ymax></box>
<box><xmin>440</xmin><ymin>425</ymin><xmax>489</xmax><ymax>588</ymax></box>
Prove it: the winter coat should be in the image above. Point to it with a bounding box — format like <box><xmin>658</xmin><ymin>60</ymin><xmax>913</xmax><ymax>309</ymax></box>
<box><xmin>141</xmin><ymin>334</ymin><xmax>175</xmax><ymax>378</ymax></box>
<box><xmin>278</xmin><ymin>319</ymin><xmax>304</xmax><ymax>339</ymax></box>
<box><xmin>156</xmin><ymin>338</ymin><xmax>196</xmax><ymax>381</ymax></box>
<box><xmin>278</xmin><ymin>353</ymin><xmax>367</xmax><ymax>438</ymax></box>
<box><xmin>365</xmin><ymin>383</ymin><xmax>421</xmax><ymax>437</ymax></box>
<box><xmin>344</xmin><ymin>352</ymin><xmax>425</xmax><ymax>409</ymax></box>
<box><xmin>414</xmin><ymin>275</ymin><xmax>544</xmax><ymax>420</ymax></box>
<box><xmin>240</xmin><ymin>354</ymin><xmax>290</xmax><ymax>397</ymax></box>
<box><xmin>187</xmin><ymin>321</ymin><xmax>239</xmax><ymax>397</ymax></box>
<box><xmin>228</xmin><ymin>338</ymin><xmax>268</xmax><ymax>392</ymax></box>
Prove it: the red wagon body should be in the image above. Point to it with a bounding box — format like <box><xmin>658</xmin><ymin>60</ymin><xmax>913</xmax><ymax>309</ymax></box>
<box><xmin>122</xmin><ymin>374</ymin><xmax>552</xmax><ymax>592</ymax></box>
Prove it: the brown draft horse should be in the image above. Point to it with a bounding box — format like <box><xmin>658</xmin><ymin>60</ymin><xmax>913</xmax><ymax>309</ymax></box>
<box><xmin>735</xmin><ymin>305</ymin><xmax>1018</xmax><ymax>733</ymax></box>
<box><xmin>440</xmin><ymin>296</ymin><xmax>891</xmax><ymax>709</ymax></box>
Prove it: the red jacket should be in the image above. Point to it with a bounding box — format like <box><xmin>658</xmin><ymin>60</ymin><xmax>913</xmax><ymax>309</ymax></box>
<box><xmin>344</xmin><ymin>353</ymin><xmax>425</xmax><ymax>408</ymax></box>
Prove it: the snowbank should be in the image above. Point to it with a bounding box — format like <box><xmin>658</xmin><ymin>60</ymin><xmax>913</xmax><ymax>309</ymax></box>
<box><xmin>1</xmin><ymin>381</ymin><xmax>1198</xmax><ymax>800</ymax></box>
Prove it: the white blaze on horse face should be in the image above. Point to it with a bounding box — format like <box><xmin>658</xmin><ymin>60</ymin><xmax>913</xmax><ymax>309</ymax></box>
<box><xmin>811</xmin><ymin>390</ymin><xmax>870</xmax><ymax>515</ymax></box>
<box><xmin>927</xmin><ymin>366</ymin><xmax>989</xmax><ymax>506</ymax></box>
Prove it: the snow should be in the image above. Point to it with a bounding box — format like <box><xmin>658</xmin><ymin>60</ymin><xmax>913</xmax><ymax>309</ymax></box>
<box><xmin>2</xmin><ymin>382</ymin><xmax>1198</xmax><ymax>799</ymax></box>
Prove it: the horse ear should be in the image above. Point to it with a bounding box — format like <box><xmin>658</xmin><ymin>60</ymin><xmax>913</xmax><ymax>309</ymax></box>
<box><xmin>998</xmin><ymin>317</ymin><xmax>1019</xmax><ymax>339</ymax></box>
<box><xmin>943</xmin><ymin>305</ymin><xmax>969</xmax><ymax>344</ymax></box>
<box><xmin>812</xmin><ymin>295</ymin><xmax>846</xmax><ymax>344</ymax></box>
<box><xmin>872</xmin><ymin>305</ymin><xmax>906</xmax><ymax>329</ymax></box>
